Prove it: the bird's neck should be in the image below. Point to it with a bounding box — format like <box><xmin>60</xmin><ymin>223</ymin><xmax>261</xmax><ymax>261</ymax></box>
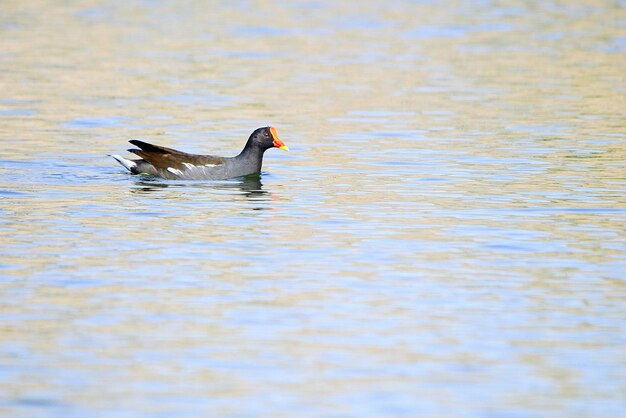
<box><xmin>238</xmin><ymin>139</ymin><xmax>265</xmax><ymax>158</ymax></box>
<box><xmin>235</xmin><ymin>141</ymin><xmax>266</xmax><ymax>169</ymax></box>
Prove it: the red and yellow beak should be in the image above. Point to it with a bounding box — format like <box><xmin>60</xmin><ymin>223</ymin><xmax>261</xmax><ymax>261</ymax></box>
<box><xmin>270</xmin><ymin>127</ymin><xmax>289</xmax><ymax>151</ymax></box>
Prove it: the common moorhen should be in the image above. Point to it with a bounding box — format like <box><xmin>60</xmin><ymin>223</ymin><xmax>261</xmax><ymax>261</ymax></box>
<box><xmin>110</xmin><ymin>126</ymin><xmax>288</xmax><ymax>180</ymax></box>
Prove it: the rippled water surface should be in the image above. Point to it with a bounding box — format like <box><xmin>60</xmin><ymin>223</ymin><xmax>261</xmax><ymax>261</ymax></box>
<box><xmin>1</xmin><ymin>1</ymin><xmax>625</xmax><ymax>417</ymax></box>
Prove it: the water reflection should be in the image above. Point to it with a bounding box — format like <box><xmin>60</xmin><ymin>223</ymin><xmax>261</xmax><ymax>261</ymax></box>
<box><xmin>129</xmin><ymin>173</ymin><xmax>268</xmax><ymax>202</ymax></box>
<box><xmin>1</xmin><ymin>1</ymin><xmax>624</xmax><ymax>417</ymax></box>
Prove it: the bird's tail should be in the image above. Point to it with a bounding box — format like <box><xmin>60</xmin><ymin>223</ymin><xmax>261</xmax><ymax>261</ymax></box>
<box><xmin>108</xmin><ymin>154</ymin><xmax>137</xmax><ymax>172</ymax></box>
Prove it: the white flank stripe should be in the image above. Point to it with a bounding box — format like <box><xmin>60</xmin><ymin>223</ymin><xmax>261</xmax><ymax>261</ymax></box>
<box><xmin>167</xmin><ymin>167</ymin><xmax>183</xmax><ymax>176</ymax></box>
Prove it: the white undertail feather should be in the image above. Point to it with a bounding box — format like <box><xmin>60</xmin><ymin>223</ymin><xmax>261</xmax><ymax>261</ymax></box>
<box><xmin>109</xmin><ymin>154</ymin><xmax>137</xmax><ymax>172</ymax></box>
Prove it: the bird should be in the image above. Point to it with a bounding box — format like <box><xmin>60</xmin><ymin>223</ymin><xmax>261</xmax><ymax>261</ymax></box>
<box><xmin>109</xmin><ymin>126</ymin><xmax>288</xmax><ymax>180</ymax></box>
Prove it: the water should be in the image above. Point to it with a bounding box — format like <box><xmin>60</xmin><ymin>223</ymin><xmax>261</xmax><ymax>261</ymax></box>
<box><xmin>1</xmin><ymin>1</ymin><xmax>625</xmax><ymax>417</ymax></box>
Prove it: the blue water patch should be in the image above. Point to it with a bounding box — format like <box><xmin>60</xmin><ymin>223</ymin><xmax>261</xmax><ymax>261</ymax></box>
<box><xmin>74</xmin><ymin>7</ymin><xmax>109</xmax><ymax>23</ymax></box>
<box><xmin>0</xmin><ymin>159</ymin><xmax>37</xmax><ymax>168</ymax></box>
<box><xmin>334</xmin><ymin>15</ymin><xmax>390</xmax><ymax>30</ymax></box>
<box><xmin>8</xmin><ymin>397</ymin><xmax>69</xmax><ymax>409</ymax></box>
<box><xmin>0</xmin><ymin>109</ymin><xmax>36</xmax><ymax>116</ymax></box>
<box><xmin>348</xmin><ymin>110</ymin><xmax>416</xmax><ymax>117</ymax></box>
<box><xmin>0</xmin><ymin>189</ymin><xmax>28</xmax><ymax>197</ymax></box>
<box><xmin>158</xmin><ymin>94</ymin><xmax>234</xmax><ymax>107</ymax></box>
<box><xmin>506</xmin><ymin>124</ymin><xmax>572</xmax><ymax>136</ymax></box>
<box><xmin>61</xmin><ymin>116</ymin><xmax>130</xmax><ymax>129</ymax></box>
<box><xmin>234</xmin><ymin>26</ymin><xmax>292</xmax><ymax>37</ymax></box>
<box><xmin>406</xmin><ymin>25</ymin><xmax>468</xmax><ymax>38</ymax></box>
<box><xmin>0</xmin><ymin>98</ymin><xmax>40</xmax><ymax>105</ymax></box>
<box><xmin>597</xmin><ymin>36</ymin><xmax>626</xmax><ymax>53</ymax></box>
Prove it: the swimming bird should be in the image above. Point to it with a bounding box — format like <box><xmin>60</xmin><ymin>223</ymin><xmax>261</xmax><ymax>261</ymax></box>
<box><xmin>110</xmin><ymin>126</ymin><xmax>288</xmax><ymax>180</ymax></box>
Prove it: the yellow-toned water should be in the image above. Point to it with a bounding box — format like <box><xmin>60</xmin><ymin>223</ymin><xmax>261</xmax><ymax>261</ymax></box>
<box><xmin>1</xmin><ymin>1</ymin><xmax>625</xmax><ymax>416</ymax></box>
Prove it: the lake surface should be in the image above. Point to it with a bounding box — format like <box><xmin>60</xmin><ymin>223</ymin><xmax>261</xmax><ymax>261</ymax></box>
<box><xmin>1</xmin><ymin>1</ymin><xmax>625</xmax><ymax>417</ymax></box>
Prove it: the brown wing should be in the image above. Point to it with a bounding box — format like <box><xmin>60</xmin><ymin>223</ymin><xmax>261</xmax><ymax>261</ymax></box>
<box><xmin>127</xmin><ymin>140</ymin><xmax>225</xmax><ymax>170</ymax></box>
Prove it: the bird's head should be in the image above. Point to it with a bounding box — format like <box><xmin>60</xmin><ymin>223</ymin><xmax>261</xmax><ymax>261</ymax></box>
<box><xmin>249</xmin><ymin>126</ymin><xmax>289</xmax><ymax>151</ymax></box>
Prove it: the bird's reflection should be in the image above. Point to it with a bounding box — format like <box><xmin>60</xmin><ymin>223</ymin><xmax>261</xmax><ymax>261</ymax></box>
<box><xmin>129</xmin><ymin>173</ymin><xmax>269</xmax><ymax>206</ymax></box>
